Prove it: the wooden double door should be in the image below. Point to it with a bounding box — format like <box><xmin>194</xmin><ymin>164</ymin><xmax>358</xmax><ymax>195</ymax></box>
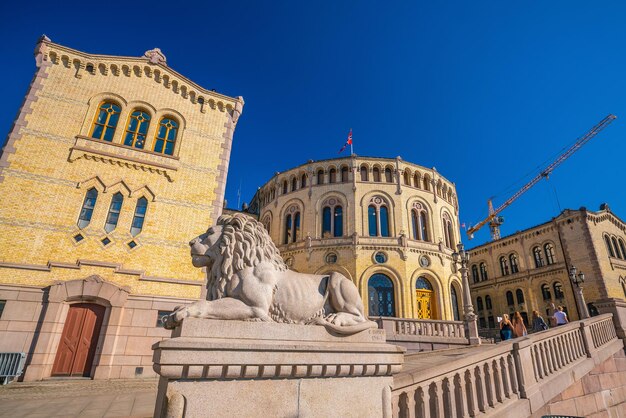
<box><xmin>52</xmin><ymin>303</ymin><xmax>105</xmax><ymax>377</ymax></box>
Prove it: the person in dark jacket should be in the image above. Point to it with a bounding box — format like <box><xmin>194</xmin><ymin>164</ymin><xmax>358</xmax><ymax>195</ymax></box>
<box><xmin>532</xmin><ymin>310</ymin><xmax>549</xmax><ymax>332</ymax></box>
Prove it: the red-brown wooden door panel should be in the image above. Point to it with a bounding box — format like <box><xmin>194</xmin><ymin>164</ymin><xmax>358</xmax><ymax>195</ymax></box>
<box><xmin>52</xmin><ymin>303</ymin><xmax>105</xmax><ymax>377</ymax></box>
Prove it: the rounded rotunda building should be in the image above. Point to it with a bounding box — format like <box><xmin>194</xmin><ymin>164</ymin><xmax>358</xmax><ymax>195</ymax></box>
<box><xmin>249</xmin><ymin>156</ymin><xmax>464</xmax><ymax>321</ymax></box>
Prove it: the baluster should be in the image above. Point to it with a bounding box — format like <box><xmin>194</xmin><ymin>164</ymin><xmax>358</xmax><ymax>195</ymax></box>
<box><xmin>533</xmin><ymin>345</ymin><xmax>543</xmax><ymax>379</ymax></box>
<box><xmin>443</xmin><ymin>377</ymin><xmax>457</xmax><ymax>418</ymax></box>
<box><xmin>491</xmin><ymin>359</ymin><xmax>504</xmax><ymax>403</ymax></box>
<box><xmin>460</xmin><ymin>323</ymin><xmax>466</xmax><ymax>338</ymax></box>
<box><xmin>507</xmin><ymin>355</ymin><xmax>519</xmax><ymax>394</ymax></box>
<box><xmin>453</xmin><ymin>373</ymin><xmax>467</xmax><ymax>417</ymax></box>
<box><xmin>575</xmin><ymin>331</ymin><xmax>584</xmax><ymax>358</ymax></box>
<box><xmin>474</xmin><ymin>365</ymin><xmax>487</xmax><ymax>412</ymax></box>
<box><xmin>539</xmin><ymin>342</ymin><xmax>549</xmax><ymax>376</ymax></box>
<box><xmin>465</xmin><ymin>369</ymin><xmax>479</xmax><ymax>417</ymax></box>
<box><xmin>565</xmin><ymin>334</ymin><xmax>574</xmax><ymax>363</ymax></box>
<box><xmin>483</xmin><ymin>363</ymin><xmax>495</xmax><ymax>408</ymax></box>
<box><xmin>553</xmin><ymin>338</ymin><xmax>563</xmax><ymax>370</ymax></box>
<box><xmin>545</xmin><ymin>341</ymin><xmax>556</xmax><ymax>373</ymax></box>
<box><xmin>499</xmin><ymin>357</ymin><xmax>511</xmax><ymax>398</ymax></box>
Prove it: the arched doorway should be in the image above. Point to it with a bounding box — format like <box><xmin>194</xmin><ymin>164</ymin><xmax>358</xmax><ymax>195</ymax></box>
<box><xmin>415</xmin><ymin>277</ymin><xmax>437</xmax><ymax>319</ymax></box>
<box><xmin>52</xmin><ymin>303</ymin><xmax>105</xmax><ymax>377</ymax></box>
<box><xmin>368</xmin><ymin>274</ymin><xmax>396</xmax><ymax>317</ymax></box>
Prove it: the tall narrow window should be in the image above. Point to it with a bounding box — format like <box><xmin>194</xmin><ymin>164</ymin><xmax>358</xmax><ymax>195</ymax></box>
<box><xmin>411</xmin><ymin>202</ymin><xmax>429</xmax><ymax>241</ymax></box>
<box><xmin>509</xmin><ymin>254</ymin><xmax>519</xmax><ymax>273</ymax></box>
<box><xmin>620</xmin><ymin>239</ymin><xmax>626</xmax><ymax>261</ymax></box>
<box><xmin>423</xmin><ymin>176</ymin><xmax>431</xmax><ymax>191</ymax></box>
<box><xmin>341</xmin><ymin>166</ymin><xmax>349</xmax><ymax>182</ymax></box>
<box><xmin>90</xmin><ymin>102</ymin><xmax>121</xmax><ymax>141</ymax></box>
<box><xmin>485</xmin><ymin>295</ymin><xmax>492</xmax><ymax>310</ymax></box>
<box><xmin>329</xmin><ymin>168</ymin><xmax>337</xmax><ymax>183</ymax></box>
<box><xmin>476</xmin><ymin>297</ymin><xmax>484</xmax><ymax>311</ymax></box>
<box><xmin>544</xmin><ymin>243</ymin><xmax>556</xmax><ymax>265</ymax></box>
<box><xmin>506</xmin><ymin>291</ymin><xmax>514</xmax><ymax>306</ymax></box>
<box><xmin>413</xmin><ymin>173</ymin><xmax>421</xmax><ymax>188</ymax></box>
<box><xmin>533</xmin><ymin>246</ymin><xmax>544</xmax><ymax>268</ymax></box>
<box><xmin>293</xmin><ymin>212</ymin><xmax>301</xmax><ymax>242</ymax></box>
<box><xmin>411</xmin><ymin>210</ymin><xmax>419</xmax><ymax>240</ymax></box>
<box><xmin>283</xmin><ymin>181</ymin><xmax>288</xmax><ymax>194</ymax></box>
<box><xmin>605</xmin><ymin>235</ymin><xmax>616</xmax><ymax>257</ymax></box>
<box><xmin>124</xmin><ymin>109</ymin><xmax>151</xmax><ymax>149</ymax></box>
<box><xmin>301</xmin><ymin>173</ymin><xmax>307</xmax><ymax>188</ymax></box>
<box><xmin>471</xmin><ymin>265</ymin><xmax>479</xmax><ymax>283</ymax></box>
<box><xmin>130</xmin><ymin>197</ymin><xmax>148</xmax><ymax>236</ymax></box>
<box><xmin>322</xmin><ymin>207</ymin><xmax>332</xmax><ymax>238</ymax></box>
<box><xmin>499</xmin><ymin>256</ymin><xmax>509</xmax><ymax>276</ymax></box>
<box><xmin>612</xmin><ymin>237</ymin><xmax>622</xmax><ymax>259</ymax></box>
<box><xmin>384</xmin><ymin>167</ymin><xmax>393</xmax><ymax>182</ymax></box>
<box><xmin>442</xmin><ymin>213</ymin><xmax>454</xmax><ymax>248</ymax></box>
<box><xmin>334</xmin><ymin>206</ymin><xmax>343</xmax><ymax>237</ymax></box>
<box><xmin>153</xmin><ymin>117</ymin><xmax>178</xmax><ymax>155</ymax></box>
<box><xmin>360</xmin><ymin>166</ymin><xmax>368</xmax><ymax>181</ymax></box>
<box><xmin>380</xmin><ymin>206</ymin><xmax>389</xmax><ymax>237</ymax></box>
<box><xmin>104</xmin><ymin>192</ymin><xmax>123</xmax><ymax>233</ymax></box>
<box><xmin>284</xmin><ymin>207</ymin><xmax>301</xmax><ymax>244</ymax></box>
<box><xmin>373</xmin><ymin>167</ymin><xmax>381</xmax><ymax>182</ymax></box>
<box><xmin>541</xmin><ymin>284</ymin><xmax>551</xmax><ymax>300</ymax></box>
<box><xmin>516</xmin><ymin>289</ymin><xmax>524</xmax><ymax>304</ymax></box>
<box><xmin>77</xmin><ymin>188</ymin><xmax>98</xmax><ymax>229</ymax></box>
<box><xmin>553</xmin><ymin>282</ymin><xmax>564</xmax><ymax>299</ymax></box>
<box><xmin>403</xmin><ymin>171</ymin><xmax>410</xmax><ymax>185</ymax></box>
<box><xmin>368</xmin><ymin>205</ymin><xmax>377</xmax><ymax>236</ymax></box>
<box><xmin>479</xmin><ymin>263</ymin><xmax>488</xmax><ymax>281</ymax></box>
<box><xmin>284</xmin><ymin>214</ymin><xmax>292</xmax><ymax>244</ymax></box>
<box><xmin>291</xmin><ymin>177</ymin><xmax>297</xmax><ymax>191</ymax></box>
<box><xmin>317</xmin><ymin>170</ymin><xmax>325</xmax><ymax>185</ymax></box>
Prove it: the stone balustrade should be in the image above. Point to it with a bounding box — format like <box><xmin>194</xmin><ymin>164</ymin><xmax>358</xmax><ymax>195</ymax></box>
<box><xmin>374</xmin><ymin>317</ymin><xmax>470</xmax><ymax>352</ymax></box>
<box><xmin>391</xmin><ymin>314</ymin><xmax>622</xmax><ymax>417</ymax></box>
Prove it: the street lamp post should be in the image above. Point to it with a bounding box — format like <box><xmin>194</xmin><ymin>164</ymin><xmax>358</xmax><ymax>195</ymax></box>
<box><xmin>452</xmin><ymin>243</ymin><xmax>481</xmax><ymax>345</ymax></box>
<box><xmin>569</xmin><ymin>265</ymin><xmax>590</xmax><ymax>319</ymax></box>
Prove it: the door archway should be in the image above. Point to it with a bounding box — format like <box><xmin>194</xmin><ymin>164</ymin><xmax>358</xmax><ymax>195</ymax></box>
<box><xmin>415</xmin><ymin>277</ymin><xmax>437</xmax><ymax>319</ymax></box>
<box><xmin>368</xmin><ymin>273</ymin><xmax>396</xmax><ymax>317</ymax></box>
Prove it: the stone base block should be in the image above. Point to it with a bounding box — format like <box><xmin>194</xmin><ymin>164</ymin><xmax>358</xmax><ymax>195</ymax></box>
<box><xmin>152</xmin><ymin>318</ymin><xmax>405</xmax><ymax>418</ymax></box>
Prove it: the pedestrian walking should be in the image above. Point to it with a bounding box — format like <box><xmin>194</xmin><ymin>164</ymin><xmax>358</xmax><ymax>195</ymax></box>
<box><xmin>500</xmin><ymin>314</ymin><xmax>514</xmax><ymax>341</ymax></box>
<box><xmin>532</xmin><ymin>310</ymin><xmax>549</xmax><ymax>332</ymax></box>
<box><xmin>511</xmin><ymin>311</ymin><xmax>527</xmax><ymax>337</ymax></box>
<box><xmin>553</xmin><ymin>306</ymin><xmax>568</xmax><ymax>326</ymax></box>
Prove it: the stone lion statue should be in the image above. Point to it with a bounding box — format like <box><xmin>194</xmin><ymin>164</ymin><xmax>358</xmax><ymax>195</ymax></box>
<box><xmin>164</xmin><ymin>213</ymin><xmax>377</xmax><ymax>334</ymax></box>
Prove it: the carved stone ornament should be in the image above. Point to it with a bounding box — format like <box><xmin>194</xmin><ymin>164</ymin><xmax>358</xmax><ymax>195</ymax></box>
<box><xmin>144</xmin><ymin>48</ymin><xmax>167</xmax><ymax>65</ymax></box>
<box><xmin>164</xmin><ymin>213</ymin><xmax>377</xmax><ymax>335</ymax></box>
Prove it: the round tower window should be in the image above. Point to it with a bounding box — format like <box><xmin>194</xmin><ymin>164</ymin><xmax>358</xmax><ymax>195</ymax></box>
<box><xmin>374</xmin><ymin>252</ymin><xmax>387</xmax><ymax>264</ymax></box>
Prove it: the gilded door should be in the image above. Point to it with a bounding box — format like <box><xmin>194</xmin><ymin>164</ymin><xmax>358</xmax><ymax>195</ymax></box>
<box><xmin>52</xmin><ymin>303</ymin><xmax>105</xmax><ymax>377</ymax></box>
<box><xmin>415</xmin><ymin>276</ymin><xmax>436</xmax><ymax>319</ymax></box>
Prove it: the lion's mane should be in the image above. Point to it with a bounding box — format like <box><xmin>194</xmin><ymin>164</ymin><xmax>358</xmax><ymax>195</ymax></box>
<box><xmin>207</xmin><ymin>213</ymin><xmax>287</xmax><ymax>300</ymax></box>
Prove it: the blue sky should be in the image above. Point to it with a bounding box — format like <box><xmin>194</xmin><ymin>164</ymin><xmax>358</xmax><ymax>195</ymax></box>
<box><xmin>1</xmin><ymin>1</ymin><xmax>624</xmax><ymax>246</ymax></box>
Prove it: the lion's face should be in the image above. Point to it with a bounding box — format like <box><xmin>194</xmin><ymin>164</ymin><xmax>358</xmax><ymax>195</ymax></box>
<box><xmin>189</xmin><ymin>225</ymin><xmax>223</xmax><ymax>268</ymax></box>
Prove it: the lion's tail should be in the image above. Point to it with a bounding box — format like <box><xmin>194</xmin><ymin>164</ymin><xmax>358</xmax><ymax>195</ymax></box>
<box><xmin>314</xmin><ymin>318</ymin><xmax>379</xmax><ymax>335</ymax></box>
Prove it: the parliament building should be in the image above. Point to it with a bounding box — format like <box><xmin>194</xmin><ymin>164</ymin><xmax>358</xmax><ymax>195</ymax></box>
<box><xmin>0</xmin><ymin>37</ymin><xmax>243</xmax><ymax>380</ymax></box>
<box><xmin>248</xmin><ymin>156</ymin><xmax>464</xmax><ymax>321</ymax></box>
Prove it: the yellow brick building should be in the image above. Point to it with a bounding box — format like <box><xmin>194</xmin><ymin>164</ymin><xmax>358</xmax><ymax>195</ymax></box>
<box><xmin>468</xmin><ymin>205</ymin><xmax>626</xmax><ymax>330</ymax></box>
<box><xmin>0</xmin><ymin>37</ymin><xmax>243</xmax><ymax>380</ymax></box>
<box><xmin>249</xmin><ymin>156</ymin><xmax>463</xmax><ymax>321</ymax></box>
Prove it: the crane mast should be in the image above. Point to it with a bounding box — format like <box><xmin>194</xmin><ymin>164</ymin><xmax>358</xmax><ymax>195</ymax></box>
<box><xmin>467</xmin><ymin>114</ymin><xmax>617</xmax><ymax>241</ymax></box>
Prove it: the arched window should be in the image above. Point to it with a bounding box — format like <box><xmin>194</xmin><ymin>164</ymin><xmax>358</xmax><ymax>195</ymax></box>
<box><xmin>317</xmin><ymin>170</ymin><xmax>325</xmax><ymax>185</ymax></box>
<box><xmin>476</xmin><ymin>297</ymin><xmax>484</xmax><ymax>311</ymax></box>
<box><xmin>104</xmin><ymin>192</ymin><xmax>123</xmax><ymax>233</ymax></box>
<box><xmin>360</xmin><ymin>166</ymin><xmax>368</xmax><ymax>181</ymax></box>
<box><xmin>612</xmin><ymin>237</ymin><xmax>622</xmax><ymax>259</ymax></box>
<box><xmin>516</xmin><ymin>289</ymin><xmax>524</xmax><ymax>304</ymax></box>
<box><xmin>423</xmin><ymin>175</ymin><xmax>431</xmax><ymax>191</ymax></box>
<box><xmin>451</xmin><ymin>285</ymin><xmax>460</xmax><ymax>321</ymax></box>
<box><xmin>403</xmin><ymin>171</ymin><xmax>410</xmax><ymax>185</ymax></box>
<box><xmin>605</xmin><ymin>235</ymin><xmax>616</xmax><ymax>257</ymax></box>
<box><xmin>479</xmin><ymin>263</ymin><xmax>488</xmax><ymax>281</ymax></box>
<box><xmin>124</xmin><ymin>109</ymin><xmax>151</xmax><ymax>149</ymax></box>
<box><xmin>506</xmin><ymin>291</ymin><xmax>514</xmax><ymax>306</ymax></box>
<box><xmin>130</xmin><ymin>197</ymin><xmax>148</xmax><ymax>236</ymax></box>
<box><xmin>284</xmin><ymin>214</ymin><xmax>292</xmax><ymax>244</ymax></box>
<box><xmin>553</xmin><ymin>282</ymin><xmax>564</xmax><ymax>299</ymax></box>
<box><xmin>544</xmin><ymin>243</ymin><xmax>556</xmax><ymax>265</ymax></box>
<box><xmin>262</xmin><ymin>216</ymin><xmax>271</xmax><ymax>234</ymax></box>
<box><xmin>413</xmin><ymin>173</ymin><xmax>421</xmax><ymax>188</ymax></box>
<box><xmin>341</xmin><ymin>166</ymin><xmax>349</xmax><ymax>182</ymax></box>
<box><xmin>321</xmin><ymin>198</ymin><xmax>343</xmax><ymax>238</ymax></box>
<box><xmin>283</xmin><ymin>208</ymin><xmax>301</xmax><ymax>244</ymax></box>
<box><xmin>329</xmin><ymin>168</ymin><xmax>337</xmax><ymax>183</ymax></box>
<box><xmin>442</xmin><ymin>213</ymin><xmax>454</xmax><ymax>248</ymax></box>
<box><xmin>291</xmin><ymin>177</ymin><xmax>297</xmax><ymax>192</ymax></box>
<box><xmin>368</xmin><ymin>196</ymin><xmax>390</xmax><ymax>237</ymax></box>
<box><xmin>620</xmin><ymin>239</ymin><xmax>626</xmax><ymax>261</ymax></box>
<box><xmin>410</xmin><ymin>202</ymin><xmax>429</xmax><ymax>241</ymax></box>
<box><xmin>373</xmin><ymin>167</ymin><xmax>381</xmax><ymax>182</ymax></box>
<box><xmin>384</xmin><ymin>167</ymin><xmax>393</xmax><ymax>183</ymax></box>
<box><xmin>533</xmin><ymin>246</ymin><xmax>544</xmax><ymax>268</ymax></box>
<box><xmin>90</xmin><ymin>101</ymin><xmax>121</xmax><ymax>141</ymax></box>
<box><xmin>368</xmin><ymin>274</ymin><xmax>395</xmax><ymax>317</ymax></box>
<box><xmin>471</xmin><ymin>265</ymin><xmax>479</xmax><ymax>283</ymax></box>
<box><xmin>282</xmin><ymin>180</ymin><xmax>288</xmax><ymax>194</ymax></box>
<box><xmin>301</xmin><ymin>173</ymin><xmax>307</xmax><ymax>188</ymax></box>
<box><xmin>509</xmin><ymin>254</ymin><xmax>519</xmax><ymax>274</ymax></box>
<box><xmin>485</xmin><ymin>295</ymin><xmax>492</xmax><ymax>310</ymax></box>
<box><xmin>499</xmin><ymin>256</ymin><xmax>509</xmax><ymax>276</ymax></box>
<box><xmin>77</xmin><ymin>188</ymin><xmax>98</xmax><ymax>229</ymax></box>
<box><xmin>153</xmin><ymin>117</ymin><xmax>178</xmax><ymax>155</ymax></box>
<box><xmin>541</xmin><ymin>284</ymin><xmax>551</xmax><ymax>301</ymax></box>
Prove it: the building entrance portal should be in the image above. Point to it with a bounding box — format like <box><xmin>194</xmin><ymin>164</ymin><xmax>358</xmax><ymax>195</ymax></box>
<box><xmin>415</xmin><ymin>277</ymin><xmax>436</xmax><ymax>319</ymax></box>
<box><xmin>52</xmin><ymin>303</ymin><xmax>105</xmax><ymax>377</ymax></box>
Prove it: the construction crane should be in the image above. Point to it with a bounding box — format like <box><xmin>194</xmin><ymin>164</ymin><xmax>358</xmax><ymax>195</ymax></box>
<box><xmin>467</xmin><ymin>114</ymin><xmax>617</xmax><ymax>241</ymax></box>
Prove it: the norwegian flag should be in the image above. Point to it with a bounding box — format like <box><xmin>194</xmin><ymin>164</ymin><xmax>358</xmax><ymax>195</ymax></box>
<box><xmin>338</xmin><ymin>129</ymin><xmax>353</xmax><ymax>154</ymax></box>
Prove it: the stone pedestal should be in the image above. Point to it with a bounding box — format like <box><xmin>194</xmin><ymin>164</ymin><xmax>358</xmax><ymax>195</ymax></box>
<box><xmin>152</xmin><ymin>319</ymin><xmax>405</xmax><ymax>418</ymax></box>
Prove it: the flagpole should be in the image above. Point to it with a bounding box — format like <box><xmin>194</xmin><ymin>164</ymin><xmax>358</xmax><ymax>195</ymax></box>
<box><xmin>350</xmin><ymin>128</ymin><xmax>353</xmax><ymax>155</ymax></box>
